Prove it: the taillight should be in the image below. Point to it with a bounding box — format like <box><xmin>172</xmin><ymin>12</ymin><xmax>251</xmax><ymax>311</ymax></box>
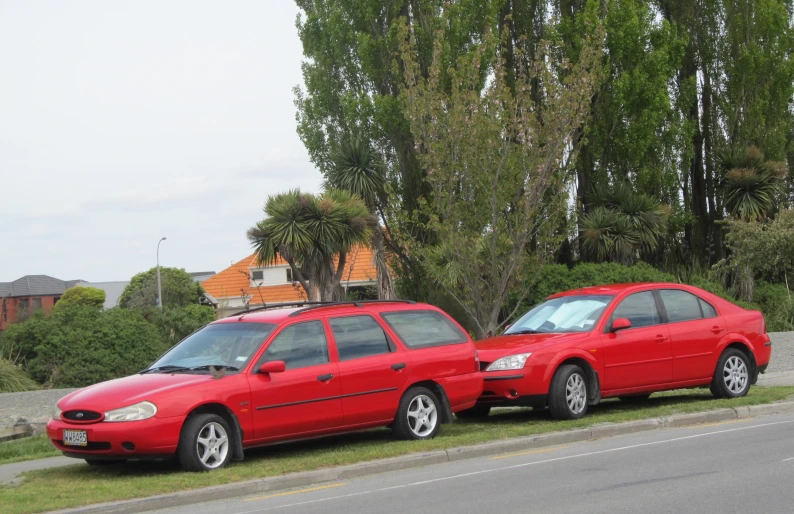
<box><xmin>474</xmin><ymin>350</ymin><xmax>480</xmax><ymax>372</ymax></box>
<box><xmin>761</xmin><ymin>316</ymin><xmax>766</xmax><ymax>334</ymax></box>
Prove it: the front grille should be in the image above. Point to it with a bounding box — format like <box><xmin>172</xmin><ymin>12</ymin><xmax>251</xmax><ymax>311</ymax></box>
<box><xmin>63</xmin><ymin>410</ymin><xmax>103</xmax><ymax>422</ymax></box>
<box><xmin>55</xmin><ymin>441</ymin><xmax>112</xmax><ymax>451</ymax></box>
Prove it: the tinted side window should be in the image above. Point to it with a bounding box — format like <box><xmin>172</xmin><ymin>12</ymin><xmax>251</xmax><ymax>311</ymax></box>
<box><xmin>659</xmin><ymin>290</ymin><xmax>703</xmax><ymax>323</ymax></box>
<box><xmin>329</xmin><ymin>315</ymin><xmax>390</xmax><ymax>361</ymax></box>
<box><xmin>381</xmin><ymin>310</ymin><xmax>468</xmax><ymax>349</ymax></box>
<box><xmin>610</xmin><ymin>292</ymin><xmax>660</xmax><ymax>329</ymax></box>
<box><xmin>261</xmin><ymin>321</ymin><xmax>329</xmax><ymax>370</ymax></box>
<box><xmin>699</xmin><ymin>298</ymin><xmax>718</xmax><ymax>318</ymax></box>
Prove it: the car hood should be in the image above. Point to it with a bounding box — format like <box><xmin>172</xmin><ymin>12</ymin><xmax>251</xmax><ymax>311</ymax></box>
<box><xmin>475</xmin><ymin>332</ymin><xmax>590</xmax><ymax>362</ymax></box>
<box><xmin>57</xmin><ymin>373</ymin><xmax>214</xmax><ymax>413</ymax></box>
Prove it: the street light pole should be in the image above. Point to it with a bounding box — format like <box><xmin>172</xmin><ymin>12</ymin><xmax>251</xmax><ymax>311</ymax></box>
<box><xmin>157</xmin><ymin>237</ymin><xmax>167</xmax><ymax>308</ymax></box>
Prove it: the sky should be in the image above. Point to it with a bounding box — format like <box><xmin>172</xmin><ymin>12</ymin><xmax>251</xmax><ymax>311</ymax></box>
<box><xmin>0</xmin><ymin>0</ymin><xmax>322</xmax><ymax>282</ymax></box>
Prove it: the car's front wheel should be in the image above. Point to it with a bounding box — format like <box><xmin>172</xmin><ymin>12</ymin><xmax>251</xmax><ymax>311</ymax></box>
<box><xmin>392</xmin><ymin>387</ymin><xmax>441</xmax><ymax>440</ymax></box>
<box><xmin>711</xmin><ymin>349</ymin><xmax>751</xmax><ymax>399</ymax></box>
<box><xmin>548</xmin><ymin>364</ymin><xmax>588</xmax><ymax>420</ymax></box>
<box><xmin>177</xmin><ymin>413</ymin><xmax>233</xmax><ymax>472</ymax></box>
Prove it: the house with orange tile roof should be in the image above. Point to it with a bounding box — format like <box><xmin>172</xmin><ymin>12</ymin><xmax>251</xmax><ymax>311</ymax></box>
<box><xmin>201</xmin><ymin>245</ymin><xmax>378</xmax><ymax>318</ymax></box>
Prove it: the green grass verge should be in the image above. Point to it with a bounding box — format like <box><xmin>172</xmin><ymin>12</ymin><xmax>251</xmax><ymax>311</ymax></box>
<box><xmin>2</xmin><ymin>386</ymin><xmax>793</xmax><ymax>514</ymax></box>
<box><xmin>0</xmin><ymin>435</ymin><xmax>59</xmax><ymax>466</ymax></box>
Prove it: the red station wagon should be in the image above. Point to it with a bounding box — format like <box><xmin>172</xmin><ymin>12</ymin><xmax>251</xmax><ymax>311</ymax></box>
<box><xmin>47</xmin><ymin>301</ymin><xmax>483</xmax><ymax>471</ymax></box>
<box><xmin>465</xmin><ymin>283</ymin><xmax>772</xmax><ymax>420</ymax></box>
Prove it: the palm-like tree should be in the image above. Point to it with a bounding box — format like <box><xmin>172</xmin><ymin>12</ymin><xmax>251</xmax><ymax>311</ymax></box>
<box><xmin>580</xmin><ymin>183</ymin><xmax>668</xmax><ymax>264</ymax></box>
<box><xmin>327</xmin><ymin>135</ymin><xmax>394</xmax><ymax>299</ymax></box>
<box><xmin>719</xmin><ymin>146</ymin><xmax>786</xmax><ymax>221</ymax></box>
<box><xmin>247</xmin><ymin>189</ymin><xmax>375</xmax><ymax>302</ymax></box>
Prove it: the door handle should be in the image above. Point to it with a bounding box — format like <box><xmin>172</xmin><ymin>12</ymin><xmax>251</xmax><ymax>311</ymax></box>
<box><xmin>654</xmin><ymin>334</ymin><xmax>667</xmax><ymax>343</ymax></box>
<box><xmin>712</xmin><ymin>326</ymin><xmax>723</xmax><ymax>334</ymax></box>
<box><xmin>391</xmin><ymin>363</ymin><xmax>406</xmax><ymax>371</ymax></box>
<box><xmin>317</xmin><ymin>374</ymin><xmax>334</xmax><ymax>382</ymax></box>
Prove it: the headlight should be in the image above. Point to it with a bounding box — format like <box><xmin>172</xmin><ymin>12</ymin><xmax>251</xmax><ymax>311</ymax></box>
<box><xmin>53</xmin><ymin>405</ymin><xmax>62</xmax><ymax>421</ymax></box>
<box><xmin>486</xmin><ymin>353</ymin><xmax>532</xmax><ymax>371</ymax></box>
<box><xmin>104</xmin><ymin>401</ymin><xmax>157</xmax><ymax>422</ymax></box>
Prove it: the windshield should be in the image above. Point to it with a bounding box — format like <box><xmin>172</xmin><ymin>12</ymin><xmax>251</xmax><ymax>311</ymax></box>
<box><xmin>505</xmin><ymin>295</ymin><xmax>614</xmax><ymax>334</ymax></box>
<box><xmin>148</xmin><ymin>322</ymin><xmax>276</xmax><ymax>372</ymax></box>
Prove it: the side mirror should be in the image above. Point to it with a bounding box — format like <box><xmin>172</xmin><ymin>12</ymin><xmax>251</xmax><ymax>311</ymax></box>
<box><xmin>611</xmin><ymin>318</ymin><xmax>631</xmax><ymax>332</ymax></box>
<box><xmin>259</xmin><ymin>361</ymin><xmax>286</xmax><ymax>374</ymax></box>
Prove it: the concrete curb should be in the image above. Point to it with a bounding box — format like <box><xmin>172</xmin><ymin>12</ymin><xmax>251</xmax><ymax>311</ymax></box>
<box><xmin>50</xmin><ymin>400</ymin><xmax>794</xmax><ymax>514</ymax></box>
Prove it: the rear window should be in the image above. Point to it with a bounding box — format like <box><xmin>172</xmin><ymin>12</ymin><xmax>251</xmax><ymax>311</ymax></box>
<box><xmin>380</xmin><ymin>310</ymin><xmax>468</xmax><ymax>349</ymax></box>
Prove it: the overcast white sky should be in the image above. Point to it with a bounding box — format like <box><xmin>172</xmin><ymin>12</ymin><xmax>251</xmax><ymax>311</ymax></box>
<box><xmin>0</xmin><ymin>1</ymin><xmax>322</xmax><ymax>281</ymax></box>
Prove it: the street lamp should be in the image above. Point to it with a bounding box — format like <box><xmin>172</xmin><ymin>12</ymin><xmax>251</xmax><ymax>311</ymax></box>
<box><xmin>157</xmin><ymin>237</ymin><xmax>167</xmax><ymax>308</ymax></box>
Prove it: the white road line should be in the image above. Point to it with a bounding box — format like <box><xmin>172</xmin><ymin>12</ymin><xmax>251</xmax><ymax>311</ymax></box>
<box><xmin>783</xmin><ymin>457</ymin><xmax>794</xmax><ymax>462</ymax></box>
<box><xmin>235</xmin><ymin>418</ymin><xmax>794</xmax><ymax>514</ymax></box>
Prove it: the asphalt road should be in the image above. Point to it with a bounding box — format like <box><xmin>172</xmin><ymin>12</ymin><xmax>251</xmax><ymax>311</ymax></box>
<box><xmin>154</xmin><ymin>413</ymin><xmax>794</xmax><ymax>514</ymax></box>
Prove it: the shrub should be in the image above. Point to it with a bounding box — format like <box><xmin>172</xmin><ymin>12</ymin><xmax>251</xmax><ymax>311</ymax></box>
<box><xmin>53</xmin><ymin>286</ymin><xmax>106</xmax><ymax>310</ymax></box>
<box><xmin>0</xmin><ymin>358</ymin><xmax>38</xmax><ymax>393</ymax></box>
<box><xmin>2</xmin><ymin>306</ymin><xmax>168</xmax><ymax>388</ymax></box>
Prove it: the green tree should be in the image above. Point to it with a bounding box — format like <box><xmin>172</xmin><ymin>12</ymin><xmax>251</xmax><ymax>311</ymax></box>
<box><xmin>580</xmin><ymin>183</ymin><xmax>669</xmax><ymax>264</ymax></box>
<box><xmin>400</xmin><ymin>11</ymin><xmax>604</xmax><ymax>338</ymax></box>
<box><xmin>53</xmin><ymin>286</ymin><xmax>106</xmax><ymax>311</ymax></box>
<box><xmin>119</xmin><ymin>267</ymin><xmax>203</xmax><ymax>309</ymax></box>
<box><xmin>718</xmin><ymin>146</ymin><xmax>787</xmax><ymax>221</ymax></box>
<box><xmin>327</xmin><ymin>134</ymin><xmax>394</xmax><ymax>299</ymax></box>
<box><xmin>247</xmin><ymin>189</ymin><xmax>375</xmax><ymax>301</ymax></box>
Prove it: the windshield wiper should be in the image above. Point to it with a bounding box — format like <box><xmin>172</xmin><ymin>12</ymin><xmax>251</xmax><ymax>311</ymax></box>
<box><xmin>140</xmin><ymin>365</ymin><xmax>188</xmax><ymax>374</ymax></box>
<box><xmin>187</xmin><ymin>365</ymin><xmax>239</xmax><ymax>372</ymax></box>
<box><xmin>506</xmin><ymin>329</ymin><xmax>543</xmax><ymax>335</ymax></box>
<box><xmin>140</xmin><ymin>364</ymin><xmax>239</xmax><ymax>375</ymax></box>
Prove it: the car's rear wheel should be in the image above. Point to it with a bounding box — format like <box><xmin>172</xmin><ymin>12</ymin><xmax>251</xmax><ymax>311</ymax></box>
<box><xmin>711</xmin><ymin>349</ymin><xmax>751</xmax><ymax>399</ymax></box>
<box><xmin>392</xmin><ymin>387</ymin><xmax>441</xmax><ymax>440</ymax></box>
<box><xmin>454</xmin><ymin>405</ymin><xmax>491</xmax><ymax>419</ymax></box>
<box><xmin>177</xmin><ymin>413</ymin><xmax>233</xmax><ymax>472</ymax></box>
<box><xmin>548</xmin><ymin>364</ymin><xmax>588</xmax><ymax>420</ymax></box>
<box><xmin>84</xmin><ymin>459</ymin><xmax>125</xmax><ymax>466</ymax></box>
<box><xmin>618</xmin><ymin>394</ymin><xmax>651</xmax><ymax>403</ymax></box>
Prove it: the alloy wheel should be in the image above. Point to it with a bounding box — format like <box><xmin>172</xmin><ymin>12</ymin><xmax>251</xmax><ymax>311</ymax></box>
<box><xmin>566</xmin><ymin>373</ymin><xmax>587</xmax><ymax>415</ymax></box>
<box><xmin>407</xmin><ymin>395</ymin><xmax>438</xmax><ymax>437</ymax></box>
<box><xmin>723</xmin><ymin>355</ymin><xmax>749</xmax><ymax>394</ymax></box>
<box><xmin>195</xmin><ymin>422</ymin><xmax>229</xmax><ymax>469</ymax></box>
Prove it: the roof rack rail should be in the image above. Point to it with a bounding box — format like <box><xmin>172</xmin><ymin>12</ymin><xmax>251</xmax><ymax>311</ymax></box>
<box><xmin>231</xmin><ymin>302</ymin><xmax>325</xmax><ymax>318</ymax></box>
<box><xmin>288</xmin><ymin>299</ymin><xmax>417</xmax><ymax>317</ymax></box>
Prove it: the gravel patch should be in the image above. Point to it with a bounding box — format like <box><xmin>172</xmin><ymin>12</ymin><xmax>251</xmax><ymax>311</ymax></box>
<box><xmin>768</xmin><ymin>332</ymin><xmax>794</xmax><ymax>374</ymax></box>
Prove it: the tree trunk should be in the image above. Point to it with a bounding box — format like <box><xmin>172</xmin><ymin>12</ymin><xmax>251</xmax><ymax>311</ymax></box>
<box><xmin>373</xmin><ymin>224</ymin><xmax>394</xmax><ymax>300</ymax></box>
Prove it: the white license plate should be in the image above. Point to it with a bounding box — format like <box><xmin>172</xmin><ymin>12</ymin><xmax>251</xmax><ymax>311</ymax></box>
<box><xmin>63</xmin><ymin>429</ymin><xmax>87</xmax><ymax>446</ymax></box>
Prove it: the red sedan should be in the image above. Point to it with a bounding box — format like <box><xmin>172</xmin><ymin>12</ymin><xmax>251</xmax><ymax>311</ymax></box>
<box><xmin>47</xmin><ymin>301</ymin><xmax>483</xmax><ymax>471</ymax></box>
<box><xmin>466</xmin><ymin>283</ymin><xmax>772</xmax><ymax>420</ymax></box>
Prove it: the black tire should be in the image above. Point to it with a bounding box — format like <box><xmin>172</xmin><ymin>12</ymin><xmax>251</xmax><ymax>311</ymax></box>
<box><xmin>84</xmin><ymin>459</ymin><xmax>125</xmax><ymax>466</ymax></box>
<box><xmin>711</xmin><ymin>348</ymin><xmax>752</xmax><ymax>399</ymax></box>
<box><xmin>177</xmin><ymin>413</ymin><xmax>234</xmax><ymax>472</ymax></box>
<box><xmin>618</xmin><ymin>394</ymin><xmax>651</xmax><ymax>403</ymax></box>
<box><xmin>454</xmin><ymin>405</ymin><xmax>491</xmax><ymax>419</ymax></box>
<box><xmin>548</xmin><ymin>364</ymin><xmax>588</xmax><ymax>420</ymax></box>
<box><xmin>392</xmin><ymin>387</ymin><xmax>442</xmax><ymax>440</ymax></box>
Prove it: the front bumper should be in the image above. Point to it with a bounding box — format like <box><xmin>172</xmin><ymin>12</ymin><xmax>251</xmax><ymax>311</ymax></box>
<box><xmin>46</xmin><ymin>416</ymin><xmax>183</xmax><ymax>459</ymax></box>
<box><xmin>476</xmin><ymin>367</ymin><xmax>548</xmax><ymax>408</ymax></box>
